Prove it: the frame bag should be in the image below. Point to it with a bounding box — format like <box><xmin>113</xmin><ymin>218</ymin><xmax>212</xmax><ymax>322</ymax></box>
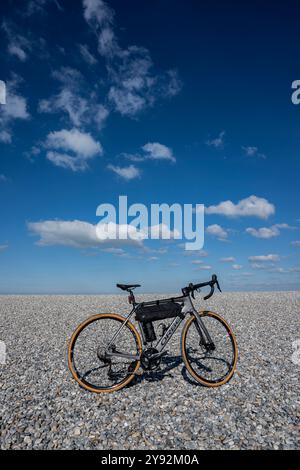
<box><xmin>136</xmin><ymin>301</ymin><xmax>182</xmax><ymax>343</ymax></box>
<box><xmin>136</xmin><ymin>301</ymin><xmax>182</xmax><ymax>323</ymax></box>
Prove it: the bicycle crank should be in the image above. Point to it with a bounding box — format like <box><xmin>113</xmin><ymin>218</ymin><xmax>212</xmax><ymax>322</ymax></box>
<box><xmin>141</xmin><ymin>348</ymin><xmax>166</xmax><ymax>371</ymax></box>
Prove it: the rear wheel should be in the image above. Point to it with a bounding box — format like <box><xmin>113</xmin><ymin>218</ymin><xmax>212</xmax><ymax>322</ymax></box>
<box><xmin>68</xmin><ymin>314</ymin><xmax>142</xmax><ymax>393</ymax></box>
<box><xmin>181</xmin><ymin>311</ymin><xmax>237</xmax><ymax>387</ymax></box>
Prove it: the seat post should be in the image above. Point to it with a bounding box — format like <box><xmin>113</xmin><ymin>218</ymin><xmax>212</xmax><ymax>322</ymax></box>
<box><xmin>128</xmin><ymin>289</ymin><xmax>136</xmax><ymax>305</ymax></box>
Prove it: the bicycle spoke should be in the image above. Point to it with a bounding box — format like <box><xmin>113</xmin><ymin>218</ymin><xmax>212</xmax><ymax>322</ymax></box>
<box><xmin>184</xmin><ymin>314</ymin><xmax>236</xmax><ymax>384</ymax></box>
<box><xmin>71</xmin><ymin>316</ymin><xmax>140</xmax><ymax>390</ymax></box>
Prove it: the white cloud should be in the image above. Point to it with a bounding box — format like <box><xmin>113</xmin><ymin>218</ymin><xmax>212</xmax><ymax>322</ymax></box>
<box><xmin>94</xmin><ymin>104</ymin><xmax>109</xmax><ymax>129</ymax></box>
<box><xmin>142</xmin><ymin>142</ymin><xmax>175</xmax><ymax>162</ymax></box>
<box><xmin>25</xmin><ymin>0</ymin><xmax>49</xmax><ymax>16</ymax></box>
<box><xmin>108</xmin><ymin>142</ymin><xmax>175</xmax><ymax>181</ymax></box>
<box><xmin>194</xmin><ymin>265</ymin><xmax>212</xmax><ymax>271</ymax></box>
<box><xmin>39</xmin><ymin>68</ymin><xmax>86</xmax><ymax>126</ymax></box>
<box><xmin>108</xmin><ymin>87</ymin><xmax>146</xmax><ymax>116</ymax></box>
<box><xmin>250</xmin><ymin>263</ymin><xmax>269</xmax><ymax>270</ymax></box>
<box><xmin>100</xmin><ymin>247</ymin><xmax>125</xmax><ymax>256</ymax></box>
<box><xmin>206</xmin><ymin>131</ymin><xmax>225</xmax><ymax>149</ymax></box>
<box><xmin>197</xmin><ymin>250</ymin><xmax>209</xmax><ymax>257</ymax></box>
<box><xmin>165</xmin><ymin>70</ymin><xmax>182</xmax><ymax>97</ymax></box>
<box><xmin>122</xmin><ymin>153</ymin><xmax>145</xmax><ymax>162</ymax></box>
<box><xmin>52</xmin><ymin>67</ymin><xmax>82</xmax><ymax>86</ymax></box>
<box><xmin>206</xmin><ymin>195</ymin><xmax>275</xmax><ymax>219</ymax></box>
<box><xmin>40</xmin><ymin>88</ymin><xmax>88</xmax><ymax>127</ymax></box>
<box><xmin>243</xmin><ymin>146</ymin><xmax>257</xmax><ymax>156</ymax></box>
<box><xmin>242</xmin><ymin>146</ymin><xmax>266</xmax><ymax>159</ymax></box>
<box><xmin>96</xmin><ymin>222</ymin><xmax>146</xmax><ymax>243</ymax></box>
<box><xmin>206</xmin><ymin>224</ymin><xmax>228</xmax><ymax>240</ymax></box>
<box><xmin>8</xmin><ymin>44</ymin><xmax>27</xmax><ymax>61</ymax></box>
<box><xmin>0</xmin><ymin>174</ymin><xmax>8</xmax><ymax>182</ymax></box>
<box><xmin>107</xmin><ymin>164</ymin><xmax>141</xmax><ymax>181</ymax></box>
<box><xmin>82</xmin><ymin>0</ymin><xmax>182</xmax><ymax>117</ymax></box>
<box><xmin>248</xmin><ymin>254</ymin><xmax>281</xmax><ymax>262</ymax></box>
<box><xmin>2</xmin><ymin>19</ymin><xmax>48</xmax><ymax>61</ymax></box>
<box><xmin>83</xmin><ymin>0</ymin><xmax>114</xmax><ymax>26</ymax></box>
<box><xmin>24</xmin><ymin>0</ymin><xmax>63</xmax><ymax>16</ymax></box>
<box><xmin>268</xmin><ymin>267</ymin><xmax>288</xmax><ymax>274</ymax></box>
<box><xmin>28</xmin><ymin>219</ymin><xmax>179</xmax><ymax>249</ymax></box>
<box><xmin>291</xmin><ymin>240</ymin><xmax>300</xmax><ymax>247</ymax></box>
<box><xmin>45</xmin><ymin>128</ymin><xmax>102</xmax><ymax>171</ymax></box>
<box><xmin>284</xmin><ymin>267</ymin><xmax>299</xmax><ymax>273</ymax></box>
<box><xmin>4</xmin><ymin>93</ymin><xmax>29</xmax><ymax>120</ymax></box>
<box><xmin>0</xmin><ymin>244</ymin><xmax>8</xmax><ymax>252</ymax></box>
<box><xmin>0</xmin><ymin>130</ymin><xmax>12</xmax><ymax>143</ymax></box>
<box><xmin>148</xmin><ymin>248</ymin><xmax>168</xmax><ymax>255</ymax></box>
<box><xmin>46</xmin><ymin>128</ymin><xmax>102</xmax><ymax>157</ymax></box>
<box><xmin>0</xmin><ymin>81</ymin><xmax>5</xmax><ymax>105</ymax></box>
<box><xmin>220</xmin><ymin>257</ymin><xmax>235</xmax><ymax>262</ymax></box>
<box><xmin>107</xmin><ymin>50</ymin><xmax>181</xmax><ymax>116</ymax></box>
<box><xmin>148</xmin><ymin>224</ymin><xmax>180</xmax><ymax>240</ymax></box>
<box><xmin>183</xmin><ymin>249</ymin><xmax>208</xmax><ymax>258</ymax></box>
<box><xmin>250</xmin><ymin>264</ymin><xmax>300</xmax><ymax>274</ymax></box>
<box><xmin>98</xmin><ymin>27</ymin><xmax>119</xmax><ymax>57</ymax></box>
<box><xmin>246</xmin><ymin>226</ymin><xmax>278</xmax><ymax>239</ymax></box>
<box><xmin>0</xmin><ymin>76</ymin><xmax>30</xmax><ymax>144</ymax></box>
<box><xmin>46</xmin><ymin>152</ymin><xmax>84</xmax><ymax>172</ymax></box>
<box><xmin>120</xmin><ymin>143</ymin><xmax>175</xmax><ymax>166</ymax></box>
<box><xmin>28</xmin><ymin>220</ymin><xmax>143</xmax><ymax>249</ymax></box>
<box><xmin>246</xmin><ymin>223</ymin><xmax>293</xmax><ymax>239</ymax></box>
<box><xmin>39</xmin><ymin>67</ymin><xmax>109</xmax><ymax>129</ymax></box>
<box><xmin>232</xmin><ymin>264</ymin><xmax>243</xmax><ymax>270</ymax></box>
<box><xmin>79</xmin><ymin>44</ymin><xmax>97</xmax><ymax>65</ymax></box>
<box><xmin>2</xmin><ymin>21</ymin><xmax>32</xmax><ymax>62</ymax></box>
<box><xmin>25</xmin><ymin>145</ymin><xmax>41</xmax><ymax>162</ymax></box>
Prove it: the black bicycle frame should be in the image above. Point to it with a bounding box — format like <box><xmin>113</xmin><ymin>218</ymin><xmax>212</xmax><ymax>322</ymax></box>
<box><xmin>105</xmin><ymin>293</ymin><xmax>215</xmax><ymax>361</ymax></box>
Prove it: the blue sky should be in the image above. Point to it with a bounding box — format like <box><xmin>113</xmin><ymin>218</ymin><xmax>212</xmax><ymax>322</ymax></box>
<box><xmin>0</xmin><ymin>0</ymin><xmax>300</xmax><ymax>294</ymax></box>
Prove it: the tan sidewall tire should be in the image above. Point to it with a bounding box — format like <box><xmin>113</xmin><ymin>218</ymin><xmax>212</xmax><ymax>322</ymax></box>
<box><xmin>68</xmin><ymin>313</ymin><xmax>142</xmax><ymax>393</ymax></box>
<box><xmin>181</xmin><ymin>311</ymin><xmax>238</xmax><ymax>387</ymax></box>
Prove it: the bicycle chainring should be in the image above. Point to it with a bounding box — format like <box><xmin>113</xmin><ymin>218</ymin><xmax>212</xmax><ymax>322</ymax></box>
<box><xmin>141</xmin><ymin>348</ymin><xmax>161</xmax><ymax>371</ymax></box>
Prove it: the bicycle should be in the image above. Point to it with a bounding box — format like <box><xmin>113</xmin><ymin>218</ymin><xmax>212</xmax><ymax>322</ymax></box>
<box><xmin>68</xmin><ymin>274</ymin><xmax>238</xmax><ymax>393</ymax></box>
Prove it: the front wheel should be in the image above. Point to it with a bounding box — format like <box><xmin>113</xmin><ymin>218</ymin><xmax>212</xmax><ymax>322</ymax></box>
<box><xmin>68</xmin><ymin>314</ymin><xmax>142</xmax><ymax>393</ymax></box>
<box><xmin>181</xmin><ymin>311</ymin><xmax>238</xmax><ymax>387</ymax></box>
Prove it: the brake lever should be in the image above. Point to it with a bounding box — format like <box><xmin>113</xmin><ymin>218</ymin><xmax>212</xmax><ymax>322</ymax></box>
<box><xmin>189</xmin><ymin>283</ymin><xmax>195</xmax><ymax>299</ymax></box>
<box><xmin>192</xmin><ymin>288</ymin><xmax>202</xmax><ymax>299</ymax></box>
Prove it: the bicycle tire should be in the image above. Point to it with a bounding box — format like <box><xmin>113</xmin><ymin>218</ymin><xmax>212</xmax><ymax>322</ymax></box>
<box><xmin>68</xmin><ymin>313</ymin><xmax>142</xmax><ymax>393</ymax></box>
<box><xmin>181</xmin><ymin>311</ymin><xmax>238</xmax><ymax>387</ymax></box>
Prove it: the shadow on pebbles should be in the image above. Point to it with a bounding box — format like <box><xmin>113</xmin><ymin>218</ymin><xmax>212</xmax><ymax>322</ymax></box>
<box><xmin>0</xmin><ymin>292</ymin><xmax>299</xmax><ymax>450</ymax></box>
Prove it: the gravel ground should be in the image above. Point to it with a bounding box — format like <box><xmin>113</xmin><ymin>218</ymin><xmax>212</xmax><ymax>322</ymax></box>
<box><xmin>0</xmin><ymin>292</ymin><xmax>299</xmax><ymax>450</ymax></box>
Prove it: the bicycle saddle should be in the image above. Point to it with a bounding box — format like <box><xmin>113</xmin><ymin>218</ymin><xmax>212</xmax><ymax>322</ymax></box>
<box><xmin>116</xmin><ymin>283</ymin><xmax>141</xmax><ymax>291</ymax></box>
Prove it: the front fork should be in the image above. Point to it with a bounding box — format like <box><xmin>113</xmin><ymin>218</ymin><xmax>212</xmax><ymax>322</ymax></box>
<box><xmin>193</xmin><ymin>311</ymin><xmax>215</xmax><ymax>351</ymax></box>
